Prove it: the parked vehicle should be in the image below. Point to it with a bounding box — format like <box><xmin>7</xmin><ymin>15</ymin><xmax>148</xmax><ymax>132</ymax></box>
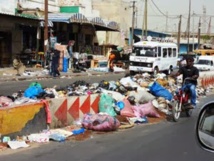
<box><xmin>196</xmin><ymin>101</ymin><xmax>214</xmax><ymax>152</ymax></box>
<box><xmin>194</xmin><ymin>56</ymin><xmax>214</xmax><ymax>71</ymax></box>
<box><xmin>194</xmin><ymin>49</ymin><xmax>214</xmax><ymax>56</ymax></box>
<box><xmin>177</xmin><ymin>53</ymin><xmax>199</xmax><ymax>67</ymax></box>
<box><xmin>129</xmin><ymin>39</ymin><xmax>178</xmax><ymax>75</ymax></box>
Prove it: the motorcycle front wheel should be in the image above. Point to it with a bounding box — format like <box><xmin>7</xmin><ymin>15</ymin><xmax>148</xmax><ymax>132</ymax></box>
<box><xmin>172</xmin><ymin>101</ymin><xmax>182</xmax><ymax>122</ymax></box>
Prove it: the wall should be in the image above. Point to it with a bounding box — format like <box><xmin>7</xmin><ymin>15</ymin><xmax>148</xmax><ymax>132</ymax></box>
<box><xmin>92</xmin><ymin>0</ymin><xmax>132</xmax><ymax>46</ymax></box>
<box><xmin>0</xmin><ymin>94</ymin><xmax>100</xmax><ymax>139</ymax></box>
<box><xmin>18</xmin><ymin>0</ymin><xmax>59</xmax><ymax>12</ymax></box>
<box><xmin>12</xmin><ymin>29</ymin><xmax>23</xmax><ymax>56</ymax></box>
<box><xmin>0</xmin><ymin>15</ymin><xmax>39</xmax><ymax>64</ymax></box>
<box><xmin>0</xmin><ymin>0</ymin><xmax>16</xmax><ymax>15</ymax></box>
<box><xmin>0</xmin><ymin>102</ymin><xmax>47</xmax><ymax>139</ymax></box>
<box><xmin>0</xmin><ymin>17</ymin><xmax>22</xmax><ymax>65</ymax></box>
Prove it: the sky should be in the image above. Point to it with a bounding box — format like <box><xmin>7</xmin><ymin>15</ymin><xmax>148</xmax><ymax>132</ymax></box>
<box><xmin>133</xmin><ymin>0</ymin><xmax>214</xmax><ymax>34</ymax></box>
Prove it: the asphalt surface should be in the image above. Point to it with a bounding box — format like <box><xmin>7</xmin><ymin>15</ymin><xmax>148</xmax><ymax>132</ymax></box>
<box><xmin>0</xmin><ymin>73</ymin><xmax>214</xmax><ymax>160</ymax></box>
<box><xmin>0</xmin><ymin>95</ymin><xmax>213</xmax><ymax>161</ymax></box>
<box><xmin>0</xmin><ymin>72</ymin><xmax>126</xmax><ymax>96</ymax></box>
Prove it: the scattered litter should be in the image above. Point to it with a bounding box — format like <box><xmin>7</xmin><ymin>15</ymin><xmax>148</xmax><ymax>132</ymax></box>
<box><xmin>8</xmin><ymin>141</ymin><xmax>29</xmax><ymax>150</ymax></box>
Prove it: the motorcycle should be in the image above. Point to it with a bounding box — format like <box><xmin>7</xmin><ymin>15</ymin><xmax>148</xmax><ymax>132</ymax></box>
<box><xmin>168</xmin><ymin>77</ymin><xmax>195</xmax><ymax>122</ymax></box>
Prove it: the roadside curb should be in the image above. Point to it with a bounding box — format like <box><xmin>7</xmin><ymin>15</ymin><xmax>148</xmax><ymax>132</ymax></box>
<box><xmin>0</xmin><ymin>72</ymin><xmax>126</xmax><ymax>82</ymax></box>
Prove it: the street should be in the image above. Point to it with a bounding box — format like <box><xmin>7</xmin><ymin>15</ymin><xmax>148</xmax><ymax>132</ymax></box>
<box><xmin>0</xmin><ymin>95</ymin><xmax>213</xmax><ymax>161</ymax></box>
<box><xmin>0</xmin><ymin>73</ymin><xmax>126</xmax><ymax>96</ymax></box>
<box><xmin>0</xmin><ymin>73</ymin><xmax>213</xmax><ymax>160</ymax></box>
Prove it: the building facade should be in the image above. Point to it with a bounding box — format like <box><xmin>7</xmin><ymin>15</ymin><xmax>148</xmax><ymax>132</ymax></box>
<box><xmin>0</xmin><ymin>0</ymin><xmax>58</xmax><ymax>67</ymax></box>
<box><xmin>0</xmin><ymin>0</ymin><xmax>123</xmax><ymax>67</ymax></box>
<box><xmin>92</xmin><ymin>0</ymin><xmax>132</xmax><ymax>46</ymax></box>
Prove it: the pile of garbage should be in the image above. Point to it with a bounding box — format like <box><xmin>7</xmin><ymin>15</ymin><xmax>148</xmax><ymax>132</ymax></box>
<box><xmin>0</xmin><ymin>72</ymin><xmax>212</xmax><ymax>150</ymax></box>
<box><xmin>0</xmin><ymin>73</ymin><xmax>208</xmax><ymax>109</ymax></box>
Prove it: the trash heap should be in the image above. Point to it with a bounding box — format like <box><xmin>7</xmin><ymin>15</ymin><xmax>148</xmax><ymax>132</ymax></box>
<box><xmin>0</xmin><ymin>72</ymin><xmax>211</xmax><ymax>151</ymax></box>
<box><xmin>0</xmin><ymin>72</ymin><xmax>208</xmax><ymax>109</ymax></box>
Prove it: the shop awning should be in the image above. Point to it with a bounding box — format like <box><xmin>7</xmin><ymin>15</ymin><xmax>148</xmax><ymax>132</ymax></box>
<box><xmin>47</xmin><ymin>13</ymin><xmax>90</xmax><ymax>24</ymax></box>
<box><xmin>70</xmin><ymin>13</ymin><xmax>89</xmax><ymax>23</ymax></box>
<box><xmin>89</xmin><ymin>17</ymin><xmax>120</xmax><ymax>32</ymax></box>
<box><xmin>40</xmin><ymin>20</ymin><xmax>53</xmax><ymax>27</ymax></box>
<box><xmin>107</xmin><ymin>21</ymin><xmax>119</xmax><ymax>31</ymax></box>
<box><xmin>90</xmin><ymin>17</ymin><xmax>106</xmax><ymax>26</ymax></box>
<box><xmin>45</xmin><ymin>13</ymin><xmax>119</xmax><ymax>31</ymax></box>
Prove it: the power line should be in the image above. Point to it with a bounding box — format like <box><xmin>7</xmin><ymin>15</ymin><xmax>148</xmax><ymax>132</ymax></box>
<box><xmin>150</xmin><ymin>0</ymin><xmax>179</xmax><ymax>19</ymax></box>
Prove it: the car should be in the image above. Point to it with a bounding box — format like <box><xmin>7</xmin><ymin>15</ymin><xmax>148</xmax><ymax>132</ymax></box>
<box><xmin>196</xmin><ymin>101</ymin><xmax>214</xmax><ymax>152</ymax></box>
<box><xmin>177</xmin><ymin>53</ymin><xmax>199</xmax><ymax>67</ymax></box>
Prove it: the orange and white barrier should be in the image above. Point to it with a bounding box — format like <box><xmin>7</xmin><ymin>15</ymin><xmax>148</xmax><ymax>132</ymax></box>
<box><xmin>48</xmin><ymin>94</ymin><xmax>100</xmax><ymax>128</ymax></box>
<box><xmin>200</xmin><ymin>76</ymin><xmax>214</xmax><ymax>88</ymax></box>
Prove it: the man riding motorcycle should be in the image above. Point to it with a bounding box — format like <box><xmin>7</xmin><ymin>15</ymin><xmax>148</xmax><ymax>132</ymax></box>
<box><xmin>172</xmin><ymin>56</ymin><xmax>199</xmax><ymax>109</ymax></box>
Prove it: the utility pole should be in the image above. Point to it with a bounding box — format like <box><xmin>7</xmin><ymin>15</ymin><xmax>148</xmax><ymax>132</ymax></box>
<box><xmin>165</xmin><ymin>12</ymin><xmax>168</xmax><ymax>33</ymax></box>
<box><xmin>192</xmin><ymin>11</ymin><xmax>195</xmax><ymax>51</ymax></box>
<box><xmin>44</xmin><ymin>0</ymin><xmax>48</xmax><ymax>66</ymax></box>
<box><xmin>130</xmin><ymin>1</ymin><xmax>136</xmax><ymax>49</ymax></box>
<box><xmin>187</xmin><ymin>0</ymin><xmax>191</xmax><ymax>53</ymax></box>
<box><xmin>198</xmin><ymin>17</ymin><xmax>201</xmax><ymax>49</ymax></box>
<box><xmin>135</xmin><ymin>7</ymin><xmax>138</xmax><ymax>28</ymax></box>
<box><xmin>142</xmin><ymin>0</ymin><xmax>148</xmax><ymax>39</ymax></box>
<box><xmin>177</xmin><ymin>15</ymin><xmax>182</xmax><ymax>53</ymax></box>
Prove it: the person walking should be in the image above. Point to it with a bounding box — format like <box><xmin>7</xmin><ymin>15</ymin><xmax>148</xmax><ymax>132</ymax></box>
<box><xmin>51</xmin><ymin>48</ymin><xmax>60</xmax><ymax>77</ymax></box>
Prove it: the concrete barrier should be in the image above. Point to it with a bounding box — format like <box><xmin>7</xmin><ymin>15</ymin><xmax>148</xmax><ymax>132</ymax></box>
<box><xmin>48</xmin><ymin>94</ymin><xmax>100</xmax><ymax>128</ymax></box>
<box><xmin>0</xmin><ymin>102</ymin><xmax>47</xmax><ymax>139</ymax></box>
<box><xmin>0</xmin><ymin>94</ymin><xmax>100</xmax><ymax>138</ymax></box>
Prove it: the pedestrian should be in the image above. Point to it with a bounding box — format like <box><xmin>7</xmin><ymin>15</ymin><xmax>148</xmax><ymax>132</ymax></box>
<box><xmin>67</xmin><ymin>40</ymin><xmax>75</xmax><ymax>69</ymax></box>
<box><xmin>51</xmin><ymin>48</ymin><xmax>61</xmax><ymax>77</ymax></box>
<box><xmin>108</xmin><ymin>50</ymin><xmax>116</xmax><ymax>72</ymax></box>
<box><xmin>48</xmin><ymin>48</ymin><xmax>54</xmax><ymax>76</ymax></box>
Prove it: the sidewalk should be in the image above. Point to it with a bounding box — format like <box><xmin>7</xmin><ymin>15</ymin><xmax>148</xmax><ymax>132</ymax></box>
<box><xmin>0</xmin><ymin>67</ymin><xmax>126</xmax><ymax>82</ymax></box>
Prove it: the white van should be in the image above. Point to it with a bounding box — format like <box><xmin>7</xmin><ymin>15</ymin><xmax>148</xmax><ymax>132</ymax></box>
<box><xmin>129</xmin><ymin>40</ymin><xmax>178</xmax><ymax>75</ymax></box>
<box><xmin>194</xmin><ymin>56</ymin><xmax>214</xmax><ymax>71</ymax></box>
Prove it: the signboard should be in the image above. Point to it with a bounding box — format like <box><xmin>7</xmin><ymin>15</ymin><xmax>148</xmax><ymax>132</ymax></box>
<box><xmin>0</xmin><ymin>0</ymin><xmax>16</xmax><ymax>15</ymax></box>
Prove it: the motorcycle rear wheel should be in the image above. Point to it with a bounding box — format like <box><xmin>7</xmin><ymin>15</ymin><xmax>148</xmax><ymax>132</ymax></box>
<box><xmin>186</xmin><ymin>109</ymin><xmax>193</xmax><ymax>117</ymax></box>
<box><xmin>172</xmin><ymin>101</ymin><xmax>182</xmax><ymax>122</ymax></box>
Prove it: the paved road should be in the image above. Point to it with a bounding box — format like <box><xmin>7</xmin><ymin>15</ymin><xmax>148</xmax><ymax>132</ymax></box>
<box><xmin>0</xmin><ymin>73</ymin><xmax>126</xmax><ymax>96</ymax></box>
<box><xmin>0</xmin><ymin>94</ymin><xmax>213</xmax><ymax>161</ymax></box>
<box><xmin>0</xmin><ymin>71</ymin><xmax>214</xmax><ymax>160</ymax></box>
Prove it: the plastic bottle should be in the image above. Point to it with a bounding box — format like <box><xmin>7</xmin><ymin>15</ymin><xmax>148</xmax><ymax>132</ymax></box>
<box><xmin>72</xmin><ymin>128</ymin><xmax>85</xmax><ymax>135</ymax></box>
<box><xmin>49</xmin><ymin>133</ymin><xmax>66</xmax><ymax>142</ymax></box>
